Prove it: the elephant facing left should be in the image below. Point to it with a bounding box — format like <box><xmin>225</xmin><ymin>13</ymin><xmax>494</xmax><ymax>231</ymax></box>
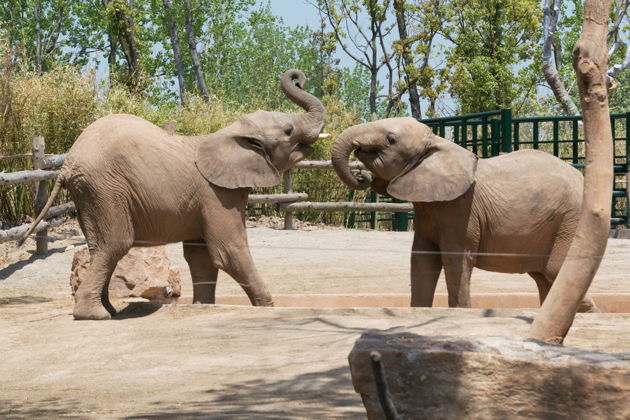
<box><xmin>20</xmin><ymin>69</ymin><xmax>327</xmax><ymax>320</ymax></box>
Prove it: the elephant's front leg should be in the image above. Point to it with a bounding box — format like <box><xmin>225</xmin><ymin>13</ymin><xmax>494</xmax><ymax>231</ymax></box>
<box><xmin>442</xmin><ymin>249</ymin><xmax>475</xmax><ymax>308</ymax></box>
<box><xmin>183</xmin><ymin>241</ymin><xmax>219</xmax><ymax>304</ymax></box>
<box><xmin>410</xmin><ymin>235</ymin><xmax>442</xmax><ymax>307</ymax></box>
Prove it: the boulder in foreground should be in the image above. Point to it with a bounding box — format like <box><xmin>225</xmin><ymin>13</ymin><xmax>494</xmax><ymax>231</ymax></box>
<box><xmin>348</xmin><ymin>332</ymin><xmax>630</xmax><ymax>419</ymax></box>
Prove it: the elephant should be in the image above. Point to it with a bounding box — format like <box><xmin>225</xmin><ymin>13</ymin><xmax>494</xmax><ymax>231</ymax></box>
<box><xmin>20</xmin><ymin>69</ymin><xmax>328</xmax><ymax>320</ymax></box>
<box><xmin>331</xmin><ymin>117</ymin><xmax>599</xmax><ymax>312</ymax></box>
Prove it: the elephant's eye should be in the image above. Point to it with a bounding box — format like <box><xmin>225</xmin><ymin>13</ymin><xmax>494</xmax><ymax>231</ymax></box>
<box><xmin>387</xmin><ymin>134</ymin><xmax>396</xmax><ymax>145</ymax></box>
<box><xmin>284</xmin><ymin>126</ymin><xmax>293</xmax><ymax>136</ymax></box>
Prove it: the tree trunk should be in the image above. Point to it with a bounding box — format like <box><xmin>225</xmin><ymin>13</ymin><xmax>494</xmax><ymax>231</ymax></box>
<box><xmin>184</xmin><ymin>0</ymin><xmax>210</xmax><ymax>101</ymax></box>
<box><xmin>163</xmin><ymin>0</ymin><xmax>187</xmax><ymax>105</ymax></box>
<box><xmin>34</xmin><ymin>1</ymin><xmax>42</xmax><ymax>74</ymax></box>
<box><xmin>542</xmin><ymin>0</ymin><xmax>580</xmax><ymax>115</ymax></box>
<box><xmin>529</xmin><ymin>0</ymin><xmax>613</xmax><ymax>344</ymax></box>
<box><xmin>369</xmin><ymin>68</ymin><xmax>377</xmax><ymax>121</ymax></box>
<box><xmin>100</xmin><ymin>0</ymin><xmax>118</xmax><ymax>79</ymax></box>
<box><xmin>118</xmin><ymin>0</ymin><xmax>141</xmax><ymax>91</ymax></box>
<box><xmin>393</xmin><ymin>0</ymin><xmax>422</xmax><ymax>119</ymax></box>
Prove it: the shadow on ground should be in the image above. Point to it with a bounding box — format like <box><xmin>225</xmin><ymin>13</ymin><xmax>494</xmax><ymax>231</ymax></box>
<box><xmin>0</xmin><ymin>243</ymin><xmax>84</xmax><ymax>279</ymax></box>
<box><xmin>0</xmin><ymin>398</ymin><xmax>90</xmax><ymax>419</ymax></box>
<box><xmin>0</xmin><ymin>295</ymin><xmax>52</xmax><ymax>305</ymax></box>
<box><xmin>124</xmin><ymin>366</ymin><xmax>363</xmax><ymax>419</ymax></box>
<box><xmin>114</xmin><ymin>301</ymin><xmax>163</xmax><ymax>319</ymax></box>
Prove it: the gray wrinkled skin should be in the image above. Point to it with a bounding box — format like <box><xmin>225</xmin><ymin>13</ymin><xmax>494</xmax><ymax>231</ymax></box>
<box><xmin>22</xmin><ymin>69</ymin><xmax>326</xmax><ymax>320</ymax></box>
<box><xmin>332</xmin><ymin>117</ymin><xmax>598</xmax><ymax>312</ymax></box>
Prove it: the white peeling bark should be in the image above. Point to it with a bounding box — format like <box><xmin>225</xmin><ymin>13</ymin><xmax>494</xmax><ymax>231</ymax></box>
<box><xmin>542</xmin><ymin>0</ymin><xmax>580</xmax><ymax>115</ymax></box>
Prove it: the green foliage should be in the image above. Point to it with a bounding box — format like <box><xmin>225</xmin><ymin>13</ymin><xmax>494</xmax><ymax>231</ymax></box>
<box><xmin>0</xmin><ymin>0</ymin><xmax>73</xmax><ymax>73</ymax></box>
<box><xmin>610</xmin><ymin>67</ymin><xmax>630</xmax><ymax>113</ymax></box>
<box><xmin>2</xmin><ymin>0</ymin><xmax>628</xmax><ymax>228</ymax></box>
<box><xmin>443</xmin><ymin>0</ymin><xmax>542</xmax><ymax>114</ymax></box>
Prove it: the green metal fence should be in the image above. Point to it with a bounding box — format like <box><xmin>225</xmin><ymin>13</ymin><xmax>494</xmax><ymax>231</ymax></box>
<box><xmin>349</xmin><ymin>109</ymin><xmax>630</xmax><ymax>230</ymax></box>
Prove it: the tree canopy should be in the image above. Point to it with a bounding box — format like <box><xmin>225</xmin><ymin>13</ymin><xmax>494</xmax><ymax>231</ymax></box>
<box><xmin>1</xmin><ymin>0</ymin><xmax>629</xmax><ymax>120</ymax></box>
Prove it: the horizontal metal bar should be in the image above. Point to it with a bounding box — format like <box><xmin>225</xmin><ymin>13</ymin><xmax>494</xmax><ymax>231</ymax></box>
<box><xmin>570</xmin><ymin>163</ymin><xmax>626</xmax><ymax>170</ymax></box>
<box><xmin>514</xmin><ymin>116</ymin><xmax>583</xmax><ymax>122</ymax></box>
<box><xmin>421</xmin><ymin>109</ymin><xmax>503</xmax><ymax>123</ymax></box>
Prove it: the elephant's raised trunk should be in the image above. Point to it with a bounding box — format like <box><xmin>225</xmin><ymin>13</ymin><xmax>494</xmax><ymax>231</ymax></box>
<box><xmin>280</xmin><ymin>69</ymin><xmax>325</xmax><ymax>145</ymax></box>
<box><xmin>331</xmin><ymin>124</ymin><xmax>372</xmax><ymax>190</ymax></box>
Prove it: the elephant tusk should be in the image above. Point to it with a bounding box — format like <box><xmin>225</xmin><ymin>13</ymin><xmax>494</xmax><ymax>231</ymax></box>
<box><xmin>318</xmin><ymin>133</ymin><xmax>331</xmax><ymax>139</ymax></box>
<box><xmin>352</xmin><ymin>140</ymin><xmax>361</xmax><ymax>148</ymax></box>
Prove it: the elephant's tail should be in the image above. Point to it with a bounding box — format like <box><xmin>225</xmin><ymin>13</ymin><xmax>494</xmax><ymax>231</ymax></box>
<box><xmin>17</xmin><ymin>173</ymin><xmax>66</xmax><ymax>247</ymax></box>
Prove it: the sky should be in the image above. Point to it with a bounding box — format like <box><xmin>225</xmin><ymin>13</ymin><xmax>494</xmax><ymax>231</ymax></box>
<box><xmin>266</xmin><ymin>0</ymin><xmax>320</xmax><ymax>29</ymax></box>
<box><xmin>262</xmin><ymin>0</ymin><xmax>444</xmax><ymax>114</ymax></box>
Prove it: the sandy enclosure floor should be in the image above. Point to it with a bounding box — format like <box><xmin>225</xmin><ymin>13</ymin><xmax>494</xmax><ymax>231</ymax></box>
<box><xmin>1</xmin><ymin>222</ymin><xmax>630</xmax><ymax>418</ymax></box>
<box><xmin>3</xmin><ymin>222</ymin><xmax>630</xmax><ymax>299</ymax></box>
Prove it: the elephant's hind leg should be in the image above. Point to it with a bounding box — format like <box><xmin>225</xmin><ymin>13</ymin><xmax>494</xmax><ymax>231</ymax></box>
<box><xmin>73</xmin><ymin>202</ymin><xmax>133</xmax><ymax>320</ymax></box>
<box><xmin>74</xmin><ymin>244</ymin><xmax>130</xmax><ymax>320</ymax></box>
<box><xmin>183</xmin><ymin>241</ymin><xmax>219</xmax><ymax>304</ymax></box>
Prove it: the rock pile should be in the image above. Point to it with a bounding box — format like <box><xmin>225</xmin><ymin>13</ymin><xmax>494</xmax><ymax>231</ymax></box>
<box><xmin>70</xmin><ymin>246</ymin><xmax>181</xmax><ymax>300</ymax></box>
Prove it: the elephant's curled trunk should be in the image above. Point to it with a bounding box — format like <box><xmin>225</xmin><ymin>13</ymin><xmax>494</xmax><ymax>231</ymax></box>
<box><xmin>331</xmin><ymin>125</ymin><xmax>372</xmax><ymax>190</ymax></box>
<box><xmin>280</xmin><ymin>69</ymin><xmax>325</xmax><ymax>145</ymax></box>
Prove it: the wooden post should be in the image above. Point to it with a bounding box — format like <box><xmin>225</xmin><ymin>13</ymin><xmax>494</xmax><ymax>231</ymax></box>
<box><xmin>32</xmin><ymin>136</ymin><xmax>48</xmax><ymax>254</ymax></box>
<box><xmin>283</xmin><ymin>170</ymin><xmax>293</xmax><ymax>230</ymax></box>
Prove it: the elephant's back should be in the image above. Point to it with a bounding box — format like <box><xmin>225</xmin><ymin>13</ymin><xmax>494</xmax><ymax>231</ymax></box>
<box><xmin>65</xmin><ymin>114</ymin><xmax>195</xmax><ymax>174</ymax></box>
<box><xmin>478</xmin><ymin>149</ymin><xmax>582</xmax><ymax>202</ymax></box>
<box><xmin>62</xmin><ymin>114</ymin><xmax>201</xmax><ymax>204</ymax></box>
<box><xmin>69</xmin><ymin>114</ymin><xmax>172</xmax><ymax>158</ymax></box>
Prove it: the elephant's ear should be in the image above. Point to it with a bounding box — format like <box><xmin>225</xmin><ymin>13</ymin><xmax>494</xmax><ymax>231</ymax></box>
<box><xmin>387</xmin><ymin>138</ymin><xmax>478</xmax><ymax>202</ymax></box>
<box><xmin>195</xmin><ymin>133</ymin><xmax>280</xmax><ymax>189</ymax></box>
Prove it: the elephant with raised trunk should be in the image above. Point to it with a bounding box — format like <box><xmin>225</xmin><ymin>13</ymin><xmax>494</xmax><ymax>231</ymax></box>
<box><xmin>21</xmin><ymin>69</ymin><xmax>328</xmax><ymax>320</ymax></box>
<box><xmin>332</xmin><ymin>117</ymin><xmax>599</xmax><ymax>312</ymax></box>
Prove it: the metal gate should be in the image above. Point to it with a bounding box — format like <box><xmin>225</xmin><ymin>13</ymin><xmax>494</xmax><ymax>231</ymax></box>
<box><xmin>349</xmin><ymin>109</ymin><xmax>630</xmax><ymax>230</ymax></box>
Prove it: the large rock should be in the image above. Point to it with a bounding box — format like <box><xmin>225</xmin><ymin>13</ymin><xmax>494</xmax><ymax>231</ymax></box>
<box><xmin>70</xmin><ymin>246</ymin><xmax>181</xmax><ymax>300</ymax></box>
<box><xmin>348</xmin><ymin>331</ymin><xmax>630</xmax><ymax>419</ymax></box>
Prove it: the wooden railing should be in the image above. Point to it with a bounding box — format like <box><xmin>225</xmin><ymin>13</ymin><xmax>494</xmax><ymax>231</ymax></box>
<box><xmin>1</xmin><ymin>137</ymin><xmax>414</xmax><ymax>252</ymax></box>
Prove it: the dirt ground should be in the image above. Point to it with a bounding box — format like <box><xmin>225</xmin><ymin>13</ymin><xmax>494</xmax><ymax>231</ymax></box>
<box><xmin>1</xmin><ymin>220</ymin><xmax>629</xmax><ymax>418</ymax></box>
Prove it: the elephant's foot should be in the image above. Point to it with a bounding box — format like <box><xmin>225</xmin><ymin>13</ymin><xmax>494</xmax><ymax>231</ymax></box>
<box><xmin>192</xmin><ymin>290</ymin><xmax>216</xmax><ymax>304</ymax></box>
<box><xmin>578</xmin><ymin>298</ymin><xmax>602</xmax><ymax>313</ymax></box>
<box><xmin>193</xmin><ymin>297</ymin><xmax>216</xmax><ymax>304</ymax></box>
<box><xmin>73</xmin><ymin>298</ymin><xmax>112</xmax><ymax>320</ymax></box>
<box><xmin>251</xmin><ymin>297</ymin><xmax>274</xmax><ymax>307</ymax></box>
